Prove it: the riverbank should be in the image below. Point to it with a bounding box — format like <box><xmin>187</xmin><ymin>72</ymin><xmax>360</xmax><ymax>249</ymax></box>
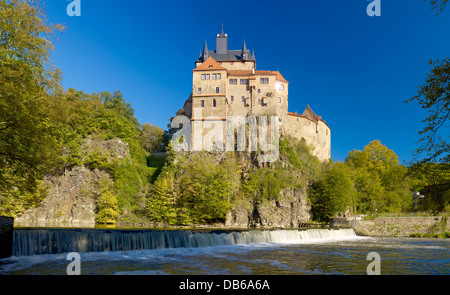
<box><xmin>330</xmin><ymin>216</ymin><xmax>450</xmax><ymax>237</ymax></box>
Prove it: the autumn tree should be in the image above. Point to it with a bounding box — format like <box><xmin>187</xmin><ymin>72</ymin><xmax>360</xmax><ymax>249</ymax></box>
<box><xmin>345</xmin><ymin>140</ymin><xmax>412</xmax><ymax>213</ymax></box>
<box><xmin>0</xmin><ymin>0</ymin><xmax>64</xmax><ymax>214</ymax></box>
<box><xmin>309</xmin><ymin>162</ymin><xmax>355</xmax><ymax>221</ymax></box>
<box><xmin>140</xmin><ymin>123</ymin><xmax>165</xmax><ymax>153</ymax></box>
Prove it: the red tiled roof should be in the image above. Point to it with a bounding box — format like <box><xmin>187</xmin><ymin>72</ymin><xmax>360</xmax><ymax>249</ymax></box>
<box><xmin>193</xmin><ymin>57</ymin><xmax>227</xmax><ymax>71</ymax></box>
<box><xmin>227</xmin><ymin>70</ymin><xmax>288</xmax><ymax>83</ymax></box>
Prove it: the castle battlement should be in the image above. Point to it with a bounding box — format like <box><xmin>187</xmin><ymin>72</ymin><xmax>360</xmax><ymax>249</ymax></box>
<box><xmin>182</xmin><ymin>28</ymin><xmax>331</xmax><ymax>161</ymax></box>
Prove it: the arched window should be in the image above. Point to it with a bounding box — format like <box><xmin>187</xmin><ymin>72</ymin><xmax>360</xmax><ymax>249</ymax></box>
<box><xmin>213</xmin><ymin>99</ymin><xmax>217</xmax><ymax>107</ymax></box>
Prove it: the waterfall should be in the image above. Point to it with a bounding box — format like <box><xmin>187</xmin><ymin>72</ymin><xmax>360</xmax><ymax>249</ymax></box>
<box><xmin>12</xmin><ymin>228</ymin><xmax>357</xmax><ymax>257</ymax></box>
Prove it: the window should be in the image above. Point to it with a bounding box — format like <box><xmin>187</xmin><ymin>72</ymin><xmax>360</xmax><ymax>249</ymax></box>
<box><xmin>213</xmin><ymin>73</ymin><xmax>221</xmax><ymax>80</ymax></box>
<box><xmin>202</xmin><ymin>74</ymin><xmax>210</xmax><ymax>80</ymax></box>
<box><xmin>280</xmin><ymin>84</ymin><xmax>284</xmax><ymax>90</ymax></box>
<box><xmin>229</xmin><ymin>79</ymin><xmax>237</xmax><ymax>85</ymax></box>
<box><xmin>209</xmin><ymin>65</ymin><xmax>213</xmax><ymax>68</ymax></box>
<box><xmin>230</xmin><ymin>96</ymin><xmax>234</xmax><ymax>103</ymax></box>
<box><xmin>277</xmin><ymin>97</ymin><xmax>281</xmax><ymax>103</ymax></box>
<box><xmin>213</xmin><ymin>99</ymin><xmax>217</xmax><ymax>107</ymax></box>
<box><xmin>258</xmin><ymin>89</ymin><xmax>261</xmax><ymax>94</ymax></box>
<box><xmin>241</xmin><ymin>96</ymin><xmax>245</xmax><ymax>102</ymax></box>
<box><xmin>260</xmin><ymin>78</ymin><xmax>269</xmax><ymax>84</ymax></box>
<box><xmin>201</xmin><ymin>100</ymin><xmax>205</xmax><ymax>107</ymax></box>
<box><xmin>240</xmin><ymin>79</ymin><xmax>248</xmax><ymax>85</ymax></box>
<box><xmin>198</xmin><ymin>88</ymin><xmax>202</xmax><ymax>94</ymax></box>
<box><xmin>216</xmin><ymin>87</ymin><xmax>220</xmax><ymax>94</ymax></box>
<box><xmin>258</xmin><ymin>98</ymin><xmax>261</xmax><ymax>105</ymax></box>
<box><xmin>205</xmin><ymin>74</ymin><xmax>210</xmax><ymax>80</ymax></box>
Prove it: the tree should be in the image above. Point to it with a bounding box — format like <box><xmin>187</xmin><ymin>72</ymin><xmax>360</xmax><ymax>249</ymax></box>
<box><xmin>406</xmin><ymin>59</ymin><xmax>449</xmax><ymax>167</ymax></box>
<box><xmin>177</xmin><ymin>153</ymin><xmax>240</xmax><ymax>224</ymax></box>
<box><xmin>140</xmin><ymin>123</ymin><xmax>165</xmax><ymax>153</ymax></box>
<box><xmin>309</xmin><ymin>162</ymin><xmax>355</xmax><ymax>221</ymax></box>
<box><xmin>0</xmin><ymin>0</ymin><xmax>64</xmax><ymax>213</ymax></box>
<box><xmin>345</xmin><ymin>140</ymin><xmax>412</xmax><ymax>214</ymax></box>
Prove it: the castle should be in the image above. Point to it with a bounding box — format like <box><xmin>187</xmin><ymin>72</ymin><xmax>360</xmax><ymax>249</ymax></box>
<box><xmin>182</xmin><ymin>28</ymin><xmax>331</xmax><ymax>162</ymax></box>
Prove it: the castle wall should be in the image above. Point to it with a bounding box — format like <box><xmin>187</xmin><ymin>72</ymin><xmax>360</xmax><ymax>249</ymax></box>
<box><xmin>283</xmin><ymin>114</ymin><xmax>331</xmax><ymax>162</ymax></box>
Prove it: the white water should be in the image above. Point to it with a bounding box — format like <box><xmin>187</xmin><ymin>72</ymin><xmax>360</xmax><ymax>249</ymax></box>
<box><xmin>12</xmin><ymin>228</ymin><xmax>357</xmax><ymax>257</ymax></box>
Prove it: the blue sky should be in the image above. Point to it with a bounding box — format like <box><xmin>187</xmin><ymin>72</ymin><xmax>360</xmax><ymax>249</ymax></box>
<box><xmin>43</xmin><ymin>0</ymin><xmax>450</xmax><ymax>164</ymax></box>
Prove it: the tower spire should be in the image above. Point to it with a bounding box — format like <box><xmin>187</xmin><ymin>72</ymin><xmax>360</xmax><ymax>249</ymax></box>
<box><xmin>241</xmin><ymin>39</ymin><xmax>248</xmax><ymax>60</ymax></box>
<box><xmin>202</xmin><ymin>40</ymin><xmax>209</xmax><ymax>60</ymax></box>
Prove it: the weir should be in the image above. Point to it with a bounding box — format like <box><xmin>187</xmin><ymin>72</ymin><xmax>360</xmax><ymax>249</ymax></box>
<box><xmin>12</xmin><ymin>228</ymin><xmax>357</xmax><ymax>257</ymax></box>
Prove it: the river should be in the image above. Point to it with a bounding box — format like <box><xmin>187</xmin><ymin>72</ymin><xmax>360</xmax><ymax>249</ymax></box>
<box><xmin>0</xmin><ymin>228</ymin><xmax>448</xmax><ymax>275</ymax></box>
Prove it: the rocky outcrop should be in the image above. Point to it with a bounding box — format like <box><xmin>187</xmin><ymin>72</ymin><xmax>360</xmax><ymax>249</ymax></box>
<box><xmin>226</xmin><ymin>187</ymin><xmax>311</xmax><ymax>228</ymax></box>
<box><xmin>14</xmin><ymin>166</ymin><xmax>110</xmax><ymax>228</ymax></box>
<box><xmin>15</xmin><ymin>137</ymin><xmax>129</xmax><ymax>228</ymax></box>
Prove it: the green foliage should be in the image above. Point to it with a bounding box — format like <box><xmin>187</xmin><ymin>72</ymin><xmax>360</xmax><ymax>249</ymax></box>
<box><xmin>242</xmin><ymin>167</ymin><xmax>296</xmax><ymax>205</ymax></box>
<box><xmin>0</xmin><ymin>0</ymin><xmax>65</xmax><ymax>214</ymax></box>
<box><xmin>141</xmin><ymin>123</ymin><xmax>165</xmax><ymax>153</ymax></box>
<box><xmin>343</xmin><ymin>140</ymin><xmax>413</xmax><ymax>214</ymax></box>
<box><xmin>309</xmin><ymin>162</ymin><xmax>355</xmax><ymax>221</ymax></box>
<box><xmin>178</xmin><ymin>154</ymin><xmax>241</xmax><ymax>224</ymax></box>
<box><xmin>146</xmin><ymin>137</ymin><xmax>322</xmax><ymax>226</ymax></box>
<box><xmin>147</xmin><ymin>152</ymin><xmax>241</xmax><ymax>225</ymax></box>
<box><xmin>96</xmin><ymin>190</ymin><xmax>120</xmax><ymax>224</ymax></box>
<box><xmin>279</xmin><ymin>136</ymin><xmax>321</xmax><ymax>181</ymax></box>
<box><xmin>84</xmin><ymin>148</ymin><xmax>112</xmax><ymax>171</ymax></box>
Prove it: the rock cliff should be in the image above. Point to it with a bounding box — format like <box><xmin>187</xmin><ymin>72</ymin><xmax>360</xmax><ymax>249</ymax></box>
<box><xmin>226</xmin><ymin>187</ymin><xmax>311</xmax><ymax>228</ymax></box>
<box><xmin>14</xmin><ymin>137</ymin><xmax>129</xmax><ymax>228</ymax></box>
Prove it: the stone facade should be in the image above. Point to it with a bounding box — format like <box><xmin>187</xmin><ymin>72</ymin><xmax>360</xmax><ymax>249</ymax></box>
<box><xmin>182</xmin><ymin>29</ymin><xmax>331</xmax><ymax>161</ymax></box>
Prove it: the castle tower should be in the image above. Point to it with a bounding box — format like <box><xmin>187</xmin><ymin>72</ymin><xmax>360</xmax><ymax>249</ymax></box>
<box><xmin>216</xmin><ymin>25</ymin><xmax>228</xmax><ymax>54</ymax></box>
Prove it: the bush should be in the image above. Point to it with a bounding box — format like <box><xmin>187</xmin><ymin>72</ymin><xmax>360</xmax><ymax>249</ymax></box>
<box><xmin>96</xmin><ymin>190</ymin><xmax>120</xmax><ymax>224</ymax></box>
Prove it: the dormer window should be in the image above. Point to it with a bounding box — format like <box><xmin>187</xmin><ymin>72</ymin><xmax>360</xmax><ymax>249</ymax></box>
<box><xmin>209</xmin><ymin>65</ymin><xmax>213</xmax><ymax>68</ymax></box>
